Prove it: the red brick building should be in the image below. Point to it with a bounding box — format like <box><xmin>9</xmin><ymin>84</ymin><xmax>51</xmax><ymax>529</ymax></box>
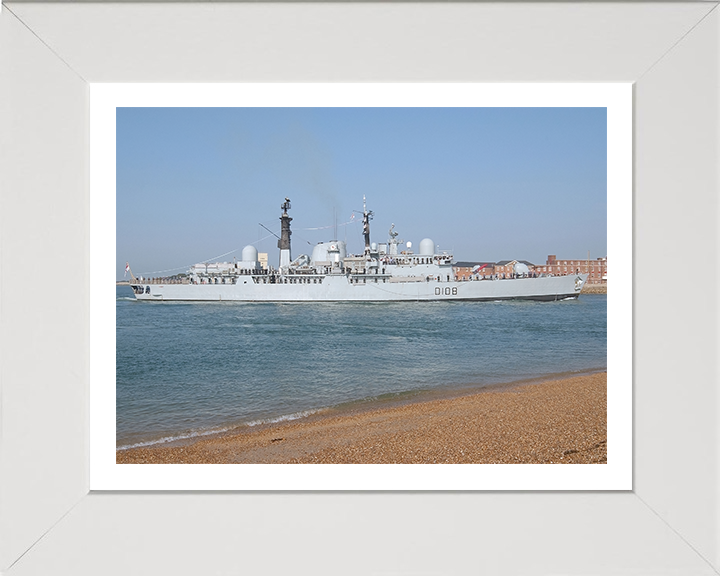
<box><xmin>453</xmin><ymin>261</ymin><xmax>495</xmax><ymax>280</ymax></box>
<box><xmin>453</xmin><ymin>255</ymin><xmax>608</xmax><ymax>284</ymax></box>
<box><xmin>536</xmin><ymin>255</ymin><xmax>607</xmax><ymax>284</ymax></box>
<box><xmin>494</xmin><ymin>260</ymin><xmax>535</xmax><ymax>278</ymax></box>
<box><xmin>454</xmin><ymin>260</ymin><xmax>536</xmax><ymax>280</ymax></box>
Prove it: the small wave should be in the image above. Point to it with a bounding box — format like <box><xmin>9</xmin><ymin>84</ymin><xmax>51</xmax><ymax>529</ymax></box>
<box><xmin>245</xmin><ymin>408</ymin><xmax>325</xmax><ymax>427</ymax></box>
<box><xmin>117</xmin><ymin>425</ymin><xmax>234</xmax><ymax>450</ymax></box>
<box><xmin>116</xmin><ymin>296</ymin><xmax>137</xmax><ymax>301</ymax></box>
<box><xmin>117</xmin><ymin>409</ymin><xmax>327</xmax><ymax>450</ymax></box>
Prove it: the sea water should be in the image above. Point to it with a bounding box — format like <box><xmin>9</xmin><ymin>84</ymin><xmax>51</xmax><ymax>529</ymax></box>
<box><xmin>116</xmin><ymin>285</ymin><xmax>607</xmax><ymax>448</ymax></box>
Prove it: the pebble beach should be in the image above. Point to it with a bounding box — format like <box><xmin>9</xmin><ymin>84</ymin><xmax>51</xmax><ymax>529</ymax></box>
<box><xmin>117</xmin><ymin>372</ymin><xmax>607</xmax><ymax>465</ymax></box>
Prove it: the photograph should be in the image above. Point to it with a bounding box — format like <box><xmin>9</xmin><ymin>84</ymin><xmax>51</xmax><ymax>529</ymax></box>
<box><xmin>114</xmin><ymin>105</ymin><xmax>608</xmax><ymax>466</ymax></box>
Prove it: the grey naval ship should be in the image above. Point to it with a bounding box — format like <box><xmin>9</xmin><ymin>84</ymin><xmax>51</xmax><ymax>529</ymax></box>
<box><xmin>129</xmin><ymin>198</ymin><xmax>587</xmax><ymax>302</ymax></box>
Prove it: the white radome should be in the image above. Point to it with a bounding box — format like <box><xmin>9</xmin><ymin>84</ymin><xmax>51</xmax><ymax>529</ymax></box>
<box><xmin>419</xmin><ymin>238</ymin><xmax>435</xmax><ymax>256</ymax></box>
<box><xmin>241</xmin><ymin>245</ymin><xmax>258</xmax><ymax>262</ymax></box>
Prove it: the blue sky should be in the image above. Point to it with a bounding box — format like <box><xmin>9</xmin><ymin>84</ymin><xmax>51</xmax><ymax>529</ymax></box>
<box><xmin>117</xmin><ymin>107</ymin><xmax>606</xmax><ymax>279</ymax></box>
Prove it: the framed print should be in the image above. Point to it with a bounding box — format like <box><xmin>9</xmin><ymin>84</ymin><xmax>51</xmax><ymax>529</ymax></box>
<box><xmin>1</xmin><ymin>2</ymin><xmax>719</xmax><ymax>575</ymax></box>
<box><xmin>91</xmin><ymin>82</ymin><xmax>630</xmax><ymax>492</ymax></box>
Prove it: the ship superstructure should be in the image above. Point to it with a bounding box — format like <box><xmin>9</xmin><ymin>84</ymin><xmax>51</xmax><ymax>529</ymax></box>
<box><xmin>129</xmin><ymin>198</ymin><xmax>587</xmax><ymax>302</ymax></box>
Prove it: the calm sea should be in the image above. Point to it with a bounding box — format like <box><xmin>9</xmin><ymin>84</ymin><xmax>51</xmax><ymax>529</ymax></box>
<box><xmin>116</xmin><ymin>286</ymin><xmax>607</xmax><ymax>448</ymax></box>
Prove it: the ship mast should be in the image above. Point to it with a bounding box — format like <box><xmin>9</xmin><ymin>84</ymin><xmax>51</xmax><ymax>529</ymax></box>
<box><xmin>278</xmin><ymin>197</ymin><xmax>292</xmax><ymax>268</ymax></box>
<box><xmin>388</xmin><ymin>223</ymin><xmax>402</xmax><ymax>256</ymax></box>
<box><xmin>362</xmin><ymin>195</ymin><xmax>374</xmax><ymax>255</ymax></box>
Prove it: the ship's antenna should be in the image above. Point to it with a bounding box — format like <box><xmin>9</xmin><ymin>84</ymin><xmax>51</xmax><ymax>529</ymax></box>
<box><xmin>259</xmin><ymin>222</ymin><xmax>280</xmax><ymax>240</ymax></box>
<box><xmin>334</xmin><ymin>207</ymin><xmax>338</xmax><ymax>241</ymax></box>
<box><xmin>362</xmin><ymin>195</ymin><xmax>374</xmax><ymax>255</ymax></box>
<box><xmin>387</xmin><ymin>223</ymin><xmax>402</xmax><ymax>256</ymax></box>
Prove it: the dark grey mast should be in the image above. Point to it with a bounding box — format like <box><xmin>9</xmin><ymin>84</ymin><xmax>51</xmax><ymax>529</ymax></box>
<box><xmin>278</xmin><ymin>197</ymin><xmax>292</xmax><ymax>268</ymax></box>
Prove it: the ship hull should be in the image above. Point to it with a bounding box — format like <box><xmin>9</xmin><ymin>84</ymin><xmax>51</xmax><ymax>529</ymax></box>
<box><xmin>131</xmin><ymin>274</ymin><xmax>588</xmax><ymax>302</ymax></box>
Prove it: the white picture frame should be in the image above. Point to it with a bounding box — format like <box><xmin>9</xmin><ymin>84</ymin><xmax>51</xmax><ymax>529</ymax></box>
<box><xmin>1</xmin><ymin>2</ymin><xmax>718</xmax><ymax>574</ymax></box>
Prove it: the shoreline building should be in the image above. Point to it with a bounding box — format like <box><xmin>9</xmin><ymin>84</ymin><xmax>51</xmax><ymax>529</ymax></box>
<box><xmin>537</xmin><ymin>255</ymin><xmax>607</xmax><ymax>284</ymax></box>
<box><xmin>454</xmin><ymin>255</ymin><xmax>608</xmax><ymax>284</ymax></box>
<box><xmin>453</xmin><ymin>260</ymin><xmax>537</xmax><ymax>280</ymax></box>
<box><xmin>495</xmin><ymin>260</ymin><xmax>536</xmax><ymax>279</ymax></box>
<box><xmin>453</xmin><ymin>261</ymin><xmax>495</xmax><ymax>280</ymax></box>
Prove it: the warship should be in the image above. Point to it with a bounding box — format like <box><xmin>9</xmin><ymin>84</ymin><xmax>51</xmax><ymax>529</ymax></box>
<box><xmin>129</xmin><ymin>198</ymin><xmax>587</xmax><ymax>302</ymax></box>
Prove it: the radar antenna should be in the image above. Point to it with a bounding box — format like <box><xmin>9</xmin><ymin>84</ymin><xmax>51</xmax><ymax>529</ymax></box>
<box><xmin>387</xmin><ymin>222</ymin><xmax>403</xmax><ymax>256</ymax></box>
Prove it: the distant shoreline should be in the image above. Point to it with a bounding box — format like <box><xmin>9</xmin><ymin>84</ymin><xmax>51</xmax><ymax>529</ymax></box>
<box><xmin>117</xmin><ymin>372</ymin><xmax>607</xmax><ymax>465</ymax></box>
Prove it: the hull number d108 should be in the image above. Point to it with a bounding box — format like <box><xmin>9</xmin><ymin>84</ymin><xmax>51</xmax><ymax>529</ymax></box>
<box><xmin>435</xmin><ymin>287</ymin><xmax>458</xmax><ymax>296</ymax></box>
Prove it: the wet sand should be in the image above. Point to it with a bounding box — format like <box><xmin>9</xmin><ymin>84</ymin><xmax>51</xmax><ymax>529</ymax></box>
<box><xmin>117</xmin><ymin>372</ymin><xmax>607</xmax><ymax>464</ymax></box>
